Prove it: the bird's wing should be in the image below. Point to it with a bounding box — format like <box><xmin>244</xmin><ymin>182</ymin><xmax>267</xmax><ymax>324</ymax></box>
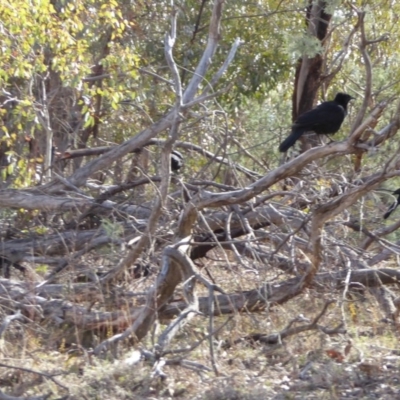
<box><xmin>294</xmin><ymin>102</ymin><xmax>344</xmax><ymax>128</ymax></box>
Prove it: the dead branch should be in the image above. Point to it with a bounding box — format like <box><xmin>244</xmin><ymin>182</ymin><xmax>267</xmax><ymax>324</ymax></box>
<box><xmin>40</xmin><ymin>0</ymin><xmax>227</xmax><ymax>194</ymax></box>
<box><xmin>0</xmin><ymin>363</ymin><xmax>68</xmax><ymax>391</ymax></box>
<box><xmin>61</xmin><ymin>138</ymin><xmax>261</xmax><ymax>181</ymax></box>
<box><xmin>0</xmin><ymin>266</ymin><xmax>399</xmax><ymax>336</ymax></box>
<box><xmin>223</xmin><ymin>300</ymin><xmax>341</xmax><ymax>348</ymax></box>
<box><xmin>0</xmin><ymin>391</ymin><xmax>51</xmax><ymax>400</ymax></box>
<box><xmin>0</xmin><ymin>311</ymin><xmax>24</xmax><ymax>338</ymax></box>
<box><xmin>155</xmin><ymin>248</ymin><xmax>202</xmax><ymax>353</ymax></box>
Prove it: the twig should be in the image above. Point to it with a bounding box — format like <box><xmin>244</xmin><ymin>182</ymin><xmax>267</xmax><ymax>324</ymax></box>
<box><xmin>208</xmin><ymin>283</ymin><xmax>220</xmax><ymax>376</ymax></box>
<box><xmin>165</xmin><ymin>358</ymin><xmax>212</xmax><ymax>372</ymax></box>
<box><xmin>0</xmin><ymin>363</ymin><xmax>69</xmax><ymax>391</ymax></box>
<box><xmin>223</xmin><ymin>300</ymin><xmax>337</xmax><ymax>348</ymax></box>
<box><xmin>0</xmin><ymin>310</ymin><xmax>24</xmax><ymax>338</ymax></box>
<box><xmin>162</xmin><ymin>316</ymin><xmax>233</xmax><ymax>356</ymax></box>
<box><xmin>0</xmin><ymin>391</ymin><xmax>51</xmax><ymax>400</ymax></box>
<box><xmin>202</xmin><ymin>37</ymin><xmax>243</xmax><ymax>96</ymax></box>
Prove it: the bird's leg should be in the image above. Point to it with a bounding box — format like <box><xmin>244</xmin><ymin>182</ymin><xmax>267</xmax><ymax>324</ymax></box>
<box><xmin>325</xmin><ymin>134</ymin><xmax>336</xmax><ymax>144</ymax></box>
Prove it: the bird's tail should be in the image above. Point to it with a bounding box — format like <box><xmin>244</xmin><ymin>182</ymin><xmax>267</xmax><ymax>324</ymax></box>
<box><xmin>279</xmin><ymin>129</ymin><xmax>305</xmax><ymax>152</ymax></box>
<box><xmin>384</xmin><ymin>201</ymin><xmax>400</xmax><ymax>219</ymax></box>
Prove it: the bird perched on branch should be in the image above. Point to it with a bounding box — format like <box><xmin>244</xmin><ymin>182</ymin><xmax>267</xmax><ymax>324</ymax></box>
<box><xmin>383</xmin><ymin>189</ymin><xmax>400</xmax><ymax>219</ymax></box>
<box><xmin>170</xmin><ymin>150</ymin><xmax>184</xmax><ymax>173</ymax></box>
<box><xmin>279</xmin><ymin>92</ymin><xmax>354</xmax><ymax>152</ymax></box>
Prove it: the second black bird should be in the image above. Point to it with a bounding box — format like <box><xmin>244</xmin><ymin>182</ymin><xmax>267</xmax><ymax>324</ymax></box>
<box><xmin>383</xmin><ymin>189</ymin><xmax>400</xmax><ymax>219</ymax></box>
<box><xmin>279</xmin><ymin>92</ymin><xmax>354</xmax><ymax>152</ymax></box>
<box><xmin>171</xmin><ymin>150</ymin><xmax>184</xmax><ymax>173</ymax></box>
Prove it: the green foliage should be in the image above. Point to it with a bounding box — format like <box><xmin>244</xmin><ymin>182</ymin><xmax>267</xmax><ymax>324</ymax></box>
<box><xmin>0</xmin><ymin>0</ymin><xmax>400</xmax><ymax>188</ymax></box>
<box><xmin>324</xmin><ymin>0</ymin><xmax>342</xmax><ymax>15</ymax></box>
<box><xmin>285</xmin><ymin>33</ymin><xmax>324</xmax><ymax>59</ymax></box>
<box><xmin>101</xmin><ymin>218</ymin><xmax>124</xmax><ymax>240</ymax></box>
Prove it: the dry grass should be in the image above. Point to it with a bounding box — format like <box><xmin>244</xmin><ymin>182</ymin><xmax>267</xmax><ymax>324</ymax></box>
<box><xmin>1</xmin><ymin>254</ymin><xmax>400</xmax><ymax>400</ymax></box>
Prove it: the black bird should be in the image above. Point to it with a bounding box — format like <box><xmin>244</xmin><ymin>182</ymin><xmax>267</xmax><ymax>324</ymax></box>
<box><xmin>279</xmin><ymin>92</ymin><xmax>354</xmax><ymax>152</ymax></box>
<box><xmin>0</xmin><ymin>249</ymin><xmax>26</xmax><ymax>278</ymax></box>
<box><xmin>384</xmin><ymin>189</ymin><xmax>400</xmax><ymax>219</ymax></box>
<box><xmin>171</xmin><ymin>150</ymin><xmax>184</xmax><ymax>172</ymax></box>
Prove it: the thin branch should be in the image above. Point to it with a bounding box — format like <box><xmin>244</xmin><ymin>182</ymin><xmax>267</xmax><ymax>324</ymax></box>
<box><xmin>0</xmin><ymin>311</ymin><xmax>24</xmax><ymax>337</ymax></box>
<box><xmin>0</xmin><ymin>363</ymin><xmax>68</xmax><ymax>391</ymax></box>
